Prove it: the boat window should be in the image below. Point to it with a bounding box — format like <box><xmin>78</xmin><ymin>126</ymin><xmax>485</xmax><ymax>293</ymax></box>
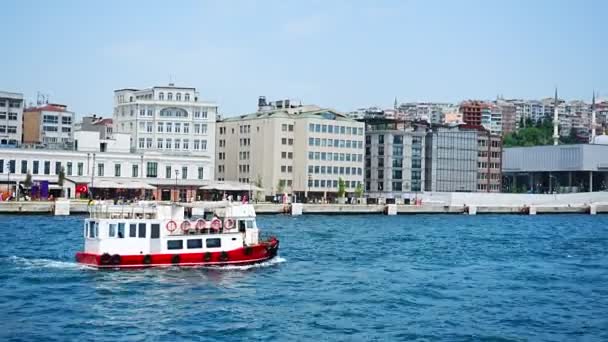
<box><xmin>118</xmin><ymin>223</ymin><xmax>125</xmax><ymax>238</ymax></box>
<box><xmin>238</xmin><ymin>220</ymin><xmax>246</xmax><ymax>233</ymax></box>
<box><xmin>206</xmin><ymin>238</ymin><xmax>221</xmax><ymax>248</ymax></box>
<box><xmin>151</xmin><ymin>224</ymin><xmax>160</xmax><ymax>239</ymax></box>
<box><xmin>245</xmin><ymin>220</ymin><xmax>255</xmax><ymax>229</ymax></box>
<box><xmin>88</xmin><ymin>222</ymin><xmax>96</xmax><ymax>238</ymax></box>
<box><xmin>129</xmin><ymin>224</ymin><xmax>137</xmax><ymax>237</ymax></box>
<box><xmin>95</xmin><ymin>223</ymin><xmax>99</xmax><ymax>237</ymax></box>
<box><xmin>109</xmin><ymin>224</ymin><xmax>116</xmax><ymax>237</ymax></box>
<box><xmin>167</xmin><ymin>240</ymin><xmax>183</xmax><ymax>250</ymax></box>
<box><xmin>138</xmin><ymin>223</ymin><xmax>146</xmax><ymax>238</ymax></box>
<box><xmin>187</xmin><ymin>239</ymin><xmax>203</xmax><ymax>249</ymax></box>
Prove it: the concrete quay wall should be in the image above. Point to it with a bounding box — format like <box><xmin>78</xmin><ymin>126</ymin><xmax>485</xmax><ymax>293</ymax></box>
<box><xmin>420</xmin><ymin>191</ymin><xmax>608</xmax><ymax>206</ymax></box>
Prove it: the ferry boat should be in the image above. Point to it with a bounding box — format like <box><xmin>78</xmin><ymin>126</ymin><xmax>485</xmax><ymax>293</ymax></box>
<box><xmin>75</xmin><ymin>203</ymin><xmax>279</xmax><ymax>269</ymax></box>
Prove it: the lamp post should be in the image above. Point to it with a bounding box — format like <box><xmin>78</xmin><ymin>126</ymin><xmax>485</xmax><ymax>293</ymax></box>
<box><xmin>90</xmin><ymin>153</ymin><xmax>96</xmax><ymax>199</ymax></box>
<box><xmin>307</xmin><ymin>173</ymin><xmax>312</xmax><ymax>203</ymax></box>
<box><xmin>174</xmin><ymin>169</ymin><xmax>180</xmax><ymax>202</ymax></box>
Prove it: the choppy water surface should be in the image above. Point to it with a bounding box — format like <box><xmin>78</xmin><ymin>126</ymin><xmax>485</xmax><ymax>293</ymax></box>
<box><xmin>1</xmin><ymin>214</ymin><xmax>607</xmax><ymax>341</ymax></box>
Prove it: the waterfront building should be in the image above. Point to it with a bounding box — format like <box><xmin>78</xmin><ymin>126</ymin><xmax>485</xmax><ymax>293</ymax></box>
<box><xmin>23</xmin><ymin>103</ymin><xmax>75</xmax><ymax>148</ymax></box>
<box><xmin>495</xmin><ymin>100</ymin><xmax>517</xmax><ymax>135</ymax></box>
<box><xmin>424</xmin><ymin>125</ymin><xmax>478</xmax><ymax>192</ymax></box>
<box><xmin>502</xmin><ymin>143</ymin><xmax>608</xmax><ymax>193</ymax></box>
<box><xmin>0</xmin><ymin>91</ymin><xmax>24</xmax><ymax>146</ymax></box>
<box><xmin>480</xmin><ymin>104</ymin><xmax>502</xmax><ymax>136</ymax></box>
<box><xmin>75</xmin><ymin>115</ymin><xmax>113</xmax><ymax>139</ymax></box>
<box><xmin>363</xmin><ymin>119</ymin><xmax>427</xmax><ymax>203</ymax></box>
<box><xmin>215</xmin><ymin>97</ymin><xmax>365</xmax><ymax>201</ymax></box>
<box><xmin>475</xmin><ymin>127</ymin><xmax>502</xmax><ymax>192</ymax></box>
<box><xmin>112</xmin><ymin>84</ymin><xmax>217</xmax><ymax>169</ymax></box>
<box><xmin>0</xmin><ymin>130</ymin><xmax>214</xmax><ymax>200</ymax></box>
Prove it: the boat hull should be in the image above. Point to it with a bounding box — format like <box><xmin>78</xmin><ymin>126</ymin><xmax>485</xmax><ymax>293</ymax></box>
<box><xmin>76</xmin><ymin>239</ymin><xmax>279</xmax><ymax>269</ymax></box>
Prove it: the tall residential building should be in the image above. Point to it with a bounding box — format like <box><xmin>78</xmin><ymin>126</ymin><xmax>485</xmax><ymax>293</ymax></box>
<box><xmin>495</xmin><ymin>100</ymin><xmax>516</xmax><ymax>135</ymax></box>
<box><xmin>363</xmin><ymin>119</ymin><xmax>427</xmax><ymax>203</ymax></box>
<box><xmin>23</xmin><ymin>103</ymin><xmax>74</xmax><ymax>148</ymax></box>
<box><xmin>476</xmin><ymin>128</ymin><xmax>502</xmax><ymax>192</ymax></box>
<box><xmin>424</xmin><ymin>125</ymin><xmax>478</xmax><ymax>192</ymax></box>
<box><xmin>113</xmin><ymin>84</ymin><xmax>217</xmax><ymax>179</ymax></box>
<box><xmin>0</xmin><ymin>91</ymin><xmax>24</xmax><ymax>146</ymax></box>
<box><xmin>459</xmin><ymin>100</ymin><xmax>484</xmax><ymax>126</ymax></box>
<box><xmin>215</xmin><ymin>98</ymin><xmax>365</xmax><ymax>200</ymax></box>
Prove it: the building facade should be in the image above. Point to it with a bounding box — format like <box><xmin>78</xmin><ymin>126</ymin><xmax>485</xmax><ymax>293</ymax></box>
<box><xmin>0</xmin><ymin>91</ymin><xmax>24</xmax><ymax>146</ymax></box>
<box><xmin>363</xmin><ymin>119</ymin><xmax>427</xmax><ymax>203</ymax></box>
<box><xmin>0</xmin><ymin>131</ymin><xmax>214</xmax><ymax>200</ymax></box>
<box><xmin>113</xmin><ymin>84</ymin><xmax>217</xmax><ymax>181</ymax></box>
<box><xmin>23</xmin><ymin>104</ymin><xmax>75</xmax><ymax>148</ymax></box>
<box><xmin>216</xmin><ymin>98</ymin><xmax>365</xmax><ymax>200</ymax></box>
<box><xmin>460</xmin><ymin>100</ymin><xmax>484</xmax><ymax>126</ymax></box>
<box><xmin>476</xmin><ymin>128</ymin><xmax>502</xmax><ymax>192</ymax></box>
<box><xmin>424</xmin><ymin>126</ymin><xmax>478</xmax><ymax>192</ymax></box>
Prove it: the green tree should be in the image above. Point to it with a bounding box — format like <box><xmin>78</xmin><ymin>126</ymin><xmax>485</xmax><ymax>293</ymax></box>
<box><xmin>337</xmin><ymin>177</ymin><xmax>346</xmax><ymax>198</ymax></box>
<box><xmin>254</xmin><ymin>175</ymin><xmax>263</xmax><ymax>202</ymax></box>
<box><xmin>276</xmin><ymin>179</ymin><xmax>285</xmax><ymax>195</ymax></box>
<box><xmin>24</xmin><ymin>172</ymin><xmax>33</xmax><ymax>188</ymax></box>
<box><xmin>354</xmin><ymin>182</ymin><xmax>364</xmax><ymax>198</ymax></box>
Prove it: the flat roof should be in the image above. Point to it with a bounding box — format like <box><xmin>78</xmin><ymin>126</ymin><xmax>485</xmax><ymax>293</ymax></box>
<box><xmin>503</xmin><ymin>144</ymin><xmax>608</xmax><ymax>172</ymax></box>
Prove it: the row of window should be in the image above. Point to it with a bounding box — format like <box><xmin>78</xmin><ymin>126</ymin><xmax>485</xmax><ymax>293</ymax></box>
<box><xmin>281</xmin><ymin>151</ymin><xmax>294</xmax><ymax>159</ymax></box>
<box><xmin>137</xmin><ymin>138</ymin><xmax>207</xmax><ymax>151</ymax></box>
<box><xmin>0</xmin><ymin>112</ymin><xmax>19</xmax><ymax>120</ymax></box>
<box><xmin>0</xmin><ymin>125</ymin><xmax>18</xmax><ymax>134</ymax></box>
<box><xmin>43</xmin><ymin>115</ymin><xmax>72</xmax><ymax>125</ymax></box>
<box><xmin>477</xmin><ymin>184</ymin><xmax>501</xmax><ymax>191</ymax></box>
<box><xmin>308</xmin><ymin>152</ymin><xmax>363</xmax><ymax>163</ymax></box>
<box><xmin>281</xmin><ymin>124</ymin><xmax>294</xmax><ymax>132</ymax></box>
<box><xmin>106</xmin><ymin>222</ymin><xmax>160</xmax><ymax>239</ymax></box>
<box><xmin>308</xmin><ymin>123</ymin><xmax>363</xmax><ymax>136</ymax></box>
<box><xmin>478</xmin><ymin>151</ymin><xmax>501</xmax><ymax>158</ymax></box>
<box><xmin>43</xmin><ymin>126</ymin><xmax>71</xmax><ymax>133</ymax></box>
<box><xmin>308</xmin><ymin>137</ymin><xmax>363</xmax><ymax>149</ymax></box>
<box><xmin>478</xmin><ymin>162</ymin><xmax>500</xmax><ymax>169</ymax></box>
<box><xmin>308</xmin><ymin>179</ymin><xmax>361</xmax><ymax>189</ymax></box>
<box><xmin>0</xmin><ymin>101</ymin><xmax>21</xmax><ymax>108</ymax></box>
<box><xmin>138</xmin><ymin>122</ymin><xmax>208</xmax><ymax>134</ymax></box>
<box><xmin>167</xmin><ymin>238</ymin><xmax>221</xmax><ymax>250</ymax></box>
<box><xmin>308</xmin><ymin>165</ymin><xmax>363</xmax><ymax>176</ymax></box>
<box><xmin>365</xmin><ymin>181</ymin><xmax>421</xmax><ymax>192</ymax></box>
<box><xmin>157</xmin><ymin>92</ymin><xmax>190</xmax><ymax>102</ymax></box>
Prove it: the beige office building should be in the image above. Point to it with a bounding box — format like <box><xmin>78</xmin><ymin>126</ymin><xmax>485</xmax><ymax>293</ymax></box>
<box><xmin>216</xmin><ymin>98</ymin><xmax>365</xmax><ymax>200</ymax></box>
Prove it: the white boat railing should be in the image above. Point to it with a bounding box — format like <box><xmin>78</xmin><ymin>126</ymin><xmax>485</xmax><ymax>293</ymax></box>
<box><xmin>88</xmin><ymin>203</ymin><xmax>159</xmax><ymax>220</ymax></box>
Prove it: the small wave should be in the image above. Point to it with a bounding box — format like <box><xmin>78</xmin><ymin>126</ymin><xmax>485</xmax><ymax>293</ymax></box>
<box><xmin>4</xmin><ymin>255</ymin><xmax>89</xmax><ymax>270</ymax></box>
<box><xmin>201</xmin><ymin>256</ymin><xmax>287</xmax><ymax>271</ymax></box>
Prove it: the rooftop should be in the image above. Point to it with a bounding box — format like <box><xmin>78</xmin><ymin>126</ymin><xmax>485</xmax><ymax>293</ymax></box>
<box><xmin>220</xmin><ymin>106</ymin><xmax>358</xmax><ymax>123</ymax></box>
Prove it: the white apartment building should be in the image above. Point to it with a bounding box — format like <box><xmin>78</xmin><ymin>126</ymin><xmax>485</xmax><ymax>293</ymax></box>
<box><xmin>216</xmin><ymin>98</ymin><xmax>365</xmax><ymax>201</ymax></box>
<box><xmin>0</xmin><ymin>91</ymin><xmax>24</xmax><ymax>146</ymax></box>
<box><xmin>113</xmin><ymin>84</ymin><xmax>217</xmax><ymax>180</ymax></box>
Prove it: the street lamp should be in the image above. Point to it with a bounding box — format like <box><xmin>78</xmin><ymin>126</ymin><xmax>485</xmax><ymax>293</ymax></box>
<box><xmin>174</xmin><ymin>169</ymin><xmax>180</xmax><ymax>202</ymax></box>
<box><xmin>307</xmin><ymin>173</ymin><xmax>312</xmax><ymax>203</ymax></box>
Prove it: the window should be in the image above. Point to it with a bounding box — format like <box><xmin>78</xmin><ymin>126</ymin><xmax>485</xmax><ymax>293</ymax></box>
<box><xmin>167</xmin><ymin>240</ymin><xmax>183</xmax><ymax>250</ymax></box>
<box><xmin>183</xmin><ymin>123</ymin><xmax>189</xmax><ymax>134</ymax></box>
<box><xmin>166</xmin><ymin>123</ymin><xmax>172</xmax><ymax>133</ymax></box>
<box><xmin>184</xmin><ymin>139</ymin><xmax>190</xmax><ymax>149</ymax></box>
<box><xmin>176</xmin><ymin>93</ymin><xmax>181</xmax><ymax>101</ymax></box>
<box><xmin>129</xmin><ymin>224</ymin><xmax>137</xmax><ymax>237</ymax></box>
<box><xmin>21</xmin><ymin>160</ymin><xmax>28</xmax><ymax>174</ymax></box>
<box><xmin>185</xmin><ymin>93</ymin><xmax>190</xmax><ymax>101</ymax></box>
<box><xmin>109</xmin><ymin>224</ymin><xmax>116</xmax><ymax>237</ymax></box>
<box><xmin>114</xmin><ymin>164</ymin><xmax>121</xmax><ymax>177</ymax></box>
<box><xmin>146</xmin><ymin>162</ymin><xmax>158</xmax><ymax>178</ymax></box>
<box><xmin>175</xmin><ymin>123</ymin><xmax>181</xmax><ymax>133</ymax></box>
<box><xmin>166</xmin><ymin>166</ymin><xmax>172</xmax><ymax>179</ymax></box>
<box><xmin>157</xmin><ymin>122</ymin><xmax>164</xmax><ymax>133</ymax></box>
<box><xmin>182</xmin><ymin>166</ymin><xmax>188</xmax><ymax>179</ymax></box>
<box><xmin>8</xmin><ymin>113</ymin><xmax>18</xmax><ymax>120</ymax></box>
<box><xmin>77</xmin><ymin>162</ymin><xmax>83</xmax><ymax>176</ymax></box>
<box><xmin>43</xmin><ymin>161</ymin><xmax>50</xmax><ymax>175</ymax></box>
<box><xmin>159</xmin><ymin>92</ymin><xmax>164</xmax><ymax>100</ymax></box>
<box><xmin>138</xmin><ymin>223</ymin><xmax>146</xmax><ymax>238</ymax></box>
<box><xmin>167</xmin><ymin>92</ymin><xmax>173</xmax><ymax>101</ymax></box>
<box><xmin>117</xmin><ymin>223</ymin><xmax>125</xmax><ymax>238</ymax></box>
<box><xmin>97</xmin><ymin>163</ymin><xmax>104</xmax><ymax>176</ymax></box>
<box><xmin>206</xmin><ymin>238</ymin><xmax>221</xmax><ymax>248</ymax></box>
<box><xmin>175</xmin><ymin>139</ymin><xmax>181</xmax><ymax>149</ymax></box>
<box><xmin>157</xmin><ymin>138</ymin><xmax>163</xmax><ymax>149</ymax></box>
<box><xmin>132</xmin><ymin>165</ymin><xmax>139</xmax><ymax>177</ymax></box>
<box><xmin>151</xmin><ymin>224</ymin><xmax>160</xmax><ymax>239</ymax></box>
<box><xmin>187</xmin><ymin>239</ymin><xmax>203</xmax><ymax>249</ymax></box>
<box><xmin>198</xmin><ymin>167</ymin><xmax>204</xmax><ymax>179</ymax></box>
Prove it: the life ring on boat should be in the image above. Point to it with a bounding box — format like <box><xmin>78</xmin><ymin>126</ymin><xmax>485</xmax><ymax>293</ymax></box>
<box><xmin>204</xmin><ymin>252</ymin><xmax>212</xmax><ymax>262</ymax></box>
<box><xmin>211</xmin><ymin>218</ymin><xmax>222</xmax><ymax>231</ymax></box>
<box><xmin>195</xmin><ymin>219</ymin><xmax>206</xmax><ymax>230</ymax></box>
<box><xmin>171</xmin><ymin>254</ymin><xmax>180</xmax><ymax>264</ymax></box>
<box><xmin>100</xmin><ymin>253</ymin><xmax>112</xmax><ymax>265</ymax></box>
<box><xmin>110</xmin><ymin>254</ymin><xmax>121</xmax><ymax>265</ymax></box>
<box><xmin>143</xmin><ymin>254</ymin><xmax>152</xmax><ymax>265</ymax></box>
<box><xmin>219</xmin><ymin>251</ymin><xmax>229</xmax><ymax>261</ymax></box>
<box><xmin>166</xmin><ymin>220</ymin><xmax>178</xmax><ymax>232</ymax></box>
<box><xmin>224</xmin><ymin>218</ymin><xmax>235</xmax><ymax>230</ymax></box>
<box><xmin>180</xmin><ymin>220</ymin><xmax>192</xmax><ymax>233</ymax></box>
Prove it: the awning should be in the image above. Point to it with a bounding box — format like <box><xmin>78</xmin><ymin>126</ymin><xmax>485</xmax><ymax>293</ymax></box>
<box><xmin>199</xmin><ymin>181</ymin><xmax>265</xmax><ymax>192</ymax></box>
<box><xmin>122</xmin><ymin>180</ymin><xmax>156</xmax><ymax>190</ymax></box>
<box><xmin>91</xmin><ymin>180</ymin><xmax>123</xmax><ymax>189</ymax></box>
<box><xmin>91</xmin><ymin>180</ymin><xmax>155</xmax><ymax>189</ymax></box>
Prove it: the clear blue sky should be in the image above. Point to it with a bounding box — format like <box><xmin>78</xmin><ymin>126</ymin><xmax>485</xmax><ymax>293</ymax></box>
<box><xmin>2</xmin><ymin>0</ymin><xmax>606</xmax><ymax>117</ymax></box>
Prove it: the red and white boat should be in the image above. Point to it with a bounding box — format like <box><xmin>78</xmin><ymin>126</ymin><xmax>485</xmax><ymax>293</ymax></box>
<box><xmin>76</xmin><ymin>203</ymin><xmax>279</xmax><ymax>269</ymax></box>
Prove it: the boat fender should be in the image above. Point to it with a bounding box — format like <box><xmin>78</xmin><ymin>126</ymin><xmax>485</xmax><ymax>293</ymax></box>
<box><xmin>196</xmin><ymin>219</ymin><xmax>206</xmax><ymax>231</ymax></box>
<box><xmin>244</xmin><ymin>246</ymin><xmax>253</xmax><ymax>255</ymax></box>
<box><xmin>100</xmin><ymin>253</ymin><xmax>112</xmax><ymax>265</ymax></box>
<box><xmin>143</xmin><ymin>254</ymin><xmax>152</xmax><ymax>265</ymax></box>
<box><xmin>220</xmin><ymin>251</ymin><xmax>229</xmax><ymax>261</ymax></box>
<box><xmin>166</xmin><ymin>220</ymin><xmax>178</xmax><ymax>233</ymax></box>
<box><xmin>110</xmin><ymin>254</ymin><xmax>121</xmax><ymax>265</ymax></box>
<box><xmin>181</xmin><ymin>220</ymin><xmax>191</xmax><ymax>233</ymax></box>
<box><xmin>204</xmin><ymin>252</ymin><xmax>212</xmax><ymax>262</ymax></box>
<box><xmin>211</xmin><ymin>219</ymin><xmax>222</xmax><ymax>231</ymax></box>
<box><xmin>171</xmin><ymin>254</ymin><xmax>180</xmax><ymax>264</ymax></box>
<box><xmin>224</xmin><ymin>218</ymin><xmax>235</xmax><ymax>230</ymax></box>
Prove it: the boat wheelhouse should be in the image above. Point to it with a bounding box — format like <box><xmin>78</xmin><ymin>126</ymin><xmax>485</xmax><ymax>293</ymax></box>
<box><xmin>75</xmin><ymin>203</ymin><xmax>279</xmax><ymax>268</ymax></box>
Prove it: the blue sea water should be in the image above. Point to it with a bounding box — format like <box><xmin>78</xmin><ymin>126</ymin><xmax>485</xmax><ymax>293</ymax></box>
<box><xmin>1</xmin><ymin>214</ymin><xmax>607</xmax><ymax>341</ymax></box>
